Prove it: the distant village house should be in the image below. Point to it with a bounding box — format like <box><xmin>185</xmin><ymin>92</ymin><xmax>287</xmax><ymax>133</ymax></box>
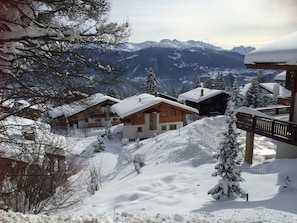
<box><xmin>49</xmin><ymin>93</ymin><xmax>121</xmax><ymax>129</ymax></box>
<box><xmin>111</xmin><ymin>93</ymin><xmax>198</xmax><ymax>140</ymax></box>
<box><xmin>178</xmin><ymin>87</ymin><xmax>230</xmax><ymax>116</ymax></box>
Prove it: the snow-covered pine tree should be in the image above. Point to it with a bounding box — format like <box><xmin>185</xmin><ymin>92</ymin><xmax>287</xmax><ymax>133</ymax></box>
<box><xmin>193</xmin><ymin>75</ymin><xmax>202</xmax><ymax>89</ymax></box>
<box><xmin>106</xmin><ymin>87</ymin><xmax>120</xmax><ymax>99</ymax></box>
<box><xmin>94</xmin><ymin>135</ymin><xmax>105</xmax><ymax>152</ymax></box>
<box><xmin>214</xmin><ymin>72</ymin><xmax>225</xmax><ymax>90</ymax></box>
<box><xmin>143</xmin><ymin>68</ymin><xmax>159</xmax><ymax>95</ymax></box>
<box><xmin>208</xmin><ymin>86</ymin><xmax>245</xmax><ymax>200</ymax></box>
<box><xmin>256</xmin><ymin>70</ymin><xmax>267</xmax><ymax>83</ymax></box>
<box><xmin>245</xmin><ymin>77</ymin><xmax>263</xmax><ymax>108</ymax></box>
<box><xmin>229</xmin><ymin>80</ymin><xmax>244</xmax><ymax>110</ymax></box>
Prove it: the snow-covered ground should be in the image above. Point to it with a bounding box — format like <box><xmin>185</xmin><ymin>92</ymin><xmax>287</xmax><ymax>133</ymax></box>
<box><xmin>2</xmin><ymin>116</ymin><xmax>297</xmax><ymax>222</ymax></box>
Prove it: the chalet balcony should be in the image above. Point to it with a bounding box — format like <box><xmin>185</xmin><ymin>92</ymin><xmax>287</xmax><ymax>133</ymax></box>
<box><xmin>236</xmin><ymin>110</ymin><xmax>297</xmax><ymax>146</ymax></box>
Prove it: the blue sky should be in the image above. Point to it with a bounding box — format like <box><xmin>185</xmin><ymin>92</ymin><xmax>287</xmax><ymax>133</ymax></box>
<box><xmin>110</xmin><ymin>0</ymin><xmax>297</xmax><ymax>49</ymax></box>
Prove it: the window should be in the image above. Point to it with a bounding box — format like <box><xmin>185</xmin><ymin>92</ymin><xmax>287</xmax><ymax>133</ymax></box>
<box><xmin>169</xmin><ymin>124</ymin><xmax>177</xmax><ymax>130</ymax></box>
<box><xmin>170</xmin><ymin>110</ymin><xmax>177</xmax><ymax>116</ymax></box>
<box><xmin>137</xmin><ymin>127</ymin><xmax>143</xmax><ymax>132</ymax></box>
<box><xmin>161</xmin><ymin>125</ymin><xmax>166</xmax><ymax>131</ymax></box>
<box><xmin>104</xmin><ymin>106</ymin><xmax>110</xmax><ymax>121</ymax></box>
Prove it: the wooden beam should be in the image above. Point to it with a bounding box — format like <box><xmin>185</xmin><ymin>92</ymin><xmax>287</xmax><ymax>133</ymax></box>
<box><xmin>245</xmin><ymin>131</ymin><xmax>254</xmax><ymax>164</ymax></box>
<box><xmin>289</xmin><ymin>71</ymin><xmax>297</xmax><ymax>122</ymax></box>
<box><xmin>245</xmin><ymin>64</ymin><xmax>297</xmax><ymax>70</ymax></box>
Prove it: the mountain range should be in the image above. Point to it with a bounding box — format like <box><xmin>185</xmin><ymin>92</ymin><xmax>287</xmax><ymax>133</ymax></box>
<box><xmin>82</xmin><ymin>39</ymin><xmax>276</xmax><ymax>95</ymax></box>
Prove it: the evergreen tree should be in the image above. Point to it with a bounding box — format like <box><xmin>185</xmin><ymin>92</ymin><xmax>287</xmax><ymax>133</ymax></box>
<box><xmin>226</xmin><ymin>72</ymin><xmax>235</xmax><ymax>88</ymax></box>
<box><xmin>194</xmin><ymin>75</ymin><xmax>203</xmax><ymax>89</ymax></box>
<box><xmin>208</xmin><ymin>87</ymin><xmax>245</xmax><ymax>200</ymax></box>
<box><xmin>94</xmin><ymin>135</ymin><xmax>105</xmax><ymax>153</ymax></box>
<box><xmin>204</xmin><ymin>78</ymin><xmax>213</xmax><ymax>89</ymax></box>
<box><xmin>179</xmin><ymin>85</ymin><xmax>190</xmax><ymax>95</ymax></box>
<box><xmin>169</xmin><ymin>87</ymin><xmax>178</xmax><ymax>98</ymax></box>
<box><xmin>214</xmin><ymin>72</ymin><xmax>225</xmax><ymax>90</ymax></box>
<box><xmin>256</xmin><ymin>70</ymin><xmax>267</xmax><ymax>83</ymax></box>
<box><xmin>245</xmin><ymin>77</ymin><xmax>263</xmax><ymax>108</ymax></box>
<box><xmin>143</xmin><ymin>68</ymin><xmax>159</xmax><ymax>95</ymax></box>
<box><xmin>230</xmin><ymin>80</ymin><xmax>244</xmax><ymax>110</ymax></box>
<box><xmin>106</xmin><ymin>87</ymin><xmax>120</xmax><ymax>99</ymax></box>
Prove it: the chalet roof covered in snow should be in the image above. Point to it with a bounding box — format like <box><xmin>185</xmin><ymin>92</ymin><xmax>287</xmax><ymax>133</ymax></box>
<box><xmin>111</xmin><ymin>93</ymin><xmax>198</xmax><ymax>119</ymax></box>
<box><xmin>49</xmin><ymin>93</ymin><xmax>121</xmax><ymax>119</ymax></box>
<box><xmin>240</xmin><ymin>82</ymin><xmax>291</xmax><ymax>98</ymax></box>
<box><xmin>0</xmin><ymin>116</ymin><xmax>66</xmax><ymax>162</ymax></box>
<box><xmin>177</xmin><ymin>87</ymin><xmax>230</xmax><ymax>104</ymax></box>
<box><xmin>244</xmin><ymin>31</ymin><xmax>297</xmax><ymax>69</ymax></box>
<box><xmin>274</xmin><ymin>71</ymin><xmax>286</xmax><ymax>81</ymax></box>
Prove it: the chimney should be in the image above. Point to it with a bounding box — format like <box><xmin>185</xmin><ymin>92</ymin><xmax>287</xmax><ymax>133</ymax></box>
<box><xmin>201</xmin><ymin>88</ymin><xmax>204</xmax><ymax>96</ymax></box>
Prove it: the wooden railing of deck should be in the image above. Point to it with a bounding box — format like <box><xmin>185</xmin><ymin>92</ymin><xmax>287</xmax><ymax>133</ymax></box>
<box><xmin>236</xmin><ymin>112</ymin><xmax>297</xmax><ymax>146</ymax></box>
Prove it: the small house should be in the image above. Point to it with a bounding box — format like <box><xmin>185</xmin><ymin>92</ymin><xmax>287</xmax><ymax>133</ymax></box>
<box><xmin>0</xmin><ymin>116</ymin><xmax>67</xmax><ymax>208</ymax></box>
<box><xmin>178</xmin><ymin>87</ymin><xmax>230</xmax><ymax>116</ymax></box>
<box><xmin>49</xmin><ymin>93</ymin><xmax>121</xmax><ymax>129</ymax></box>
<box><xmin>1</xmin><ymin>99</ymin><xmax>45</xmax><ymax>120</ymax></box>
<box><xmin>240</xmin><ymin>82</ymin><xmax>291</xmax><ymax>106</ymax></box>
<box><xmin>111</xmin><ymin>93</ymin><xmax>198</xmax><ymax>140</ymax></box>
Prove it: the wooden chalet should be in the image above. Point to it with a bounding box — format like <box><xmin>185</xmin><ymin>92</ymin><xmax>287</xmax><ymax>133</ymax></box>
<box><xmin>237</xmin><ymin>31</ymin><xmax>297</xmax><ymax>163</ymax></box>
<box><xmin>49</xmin><ymin>93</ymin><xmax>121</xmax><ymax>129</ymax></box>
<box><xmin>0</xmin><ymin>116</ymin><xmax>67</xmax><ymax>210</ymax></box>
<box><xmin>178</xmin><ymin>87</ymin><xmax>230</xmax><ymax>116</ymax></box>
<box><xmin>111</xmin><ymin>93</ymin><xmax>198</xmax><ymax>140</ymax></box>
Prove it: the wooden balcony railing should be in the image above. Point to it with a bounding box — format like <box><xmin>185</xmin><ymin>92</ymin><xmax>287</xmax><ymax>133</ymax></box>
<box><xmin>236</xmin><ymin>112</ymin><xmax>297</xmax><ymax>146</ymax></box>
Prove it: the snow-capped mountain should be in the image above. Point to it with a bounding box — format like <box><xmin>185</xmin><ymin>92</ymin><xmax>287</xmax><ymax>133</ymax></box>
<box><xmin>76</xmin><ymin>40</ymin><xmax>275</xmax><ymax>95</ymax></box>
<box><xmin>231</xmin><ymin>45</ymin><xmax>256</xmax><ymax>55</ymax></box>
<box><xmin>117</xmin><ymin>39</ymin><xmax>223</xmax><ymax>52</ymax></box>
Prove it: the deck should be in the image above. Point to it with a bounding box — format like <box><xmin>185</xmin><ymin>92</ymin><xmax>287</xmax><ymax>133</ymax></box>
<box><xmin>236</xmin><ymin>111</ymin><xmax>297</xmax><ymax>146</ymax></box>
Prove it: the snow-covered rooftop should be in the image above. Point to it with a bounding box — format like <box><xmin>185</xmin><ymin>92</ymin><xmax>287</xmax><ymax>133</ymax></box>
<box><xmin>49</xmin><ymin>93</ymin><xmax>121</xmax><ymax>119</ymax></box>
<box><xmin>274</xmin><ymin>71</ymin><xmax>286</xmax><ymax>81</ymax></box>
<box><xmin>240</xmin><ymin>82</ymin><xmax>291</xmax><ymax>98</ymax></box>
<box><xmin>177</xmin><ymin>87</ymin><xmax>230</xmax><ymax>103</ymax></box>
<box><xmin>244</xmin><ymin>31</ymin><xmax>297</xmax><ymax>67</ymax></box>
<box><xmin>0</xmin><ymin>116</ymin><xmax>66</xmax><ymax>162</ymax></box>
<box><xmin>111</xmin><ymin>93</ymin><xmax>198</xmax><ymax>118</ymax></box>
<box><xmin>260</xmin><ymin>83</ymin><xmax>291</xmax><ymax>98</ymax></box>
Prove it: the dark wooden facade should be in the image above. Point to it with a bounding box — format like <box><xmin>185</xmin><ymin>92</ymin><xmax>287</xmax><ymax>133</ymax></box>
<box><xmin>185</xmin><ymin>92</ymin><xmax>230</xmax><ymax>116</ymax></box>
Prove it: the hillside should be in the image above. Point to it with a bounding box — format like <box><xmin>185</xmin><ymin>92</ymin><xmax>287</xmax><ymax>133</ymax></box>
<box><xmin>3</xmin><ymin>116</ymin><xmax>296</xmax><ymax>222</ymax></box>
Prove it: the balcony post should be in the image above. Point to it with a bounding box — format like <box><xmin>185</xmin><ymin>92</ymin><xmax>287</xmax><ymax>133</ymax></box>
<box><xmin>245</xmin><ymin>131</ymin><xmax>254</xmax><ymax>164</ymax></box>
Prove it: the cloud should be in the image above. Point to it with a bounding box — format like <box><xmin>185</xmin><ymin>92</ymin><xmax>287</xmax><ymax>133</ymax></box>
<box><xmin>110</xmin><ymin>0</ymin><xmax>297</xmax><ymax>49</ymax></box>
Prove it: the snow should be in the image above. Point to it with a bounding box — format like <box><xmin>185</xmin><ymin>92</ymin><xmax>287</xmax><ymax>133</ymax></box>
<box><xmin>240</xmin><ymin>82</ymin><xmax>291</xmax><ymax>98</ymax></box>
<box><xmin>274</xmin><ymin>71</ymin><xmax>286</xmax><ymax>81</ymax></box>
<box><xmin>2</xmin><ymin>115</ymin><xmax>297</xmax><ymax>222</ymax></box>
<box><xmin>260</xmin><ymin>83</ymin><xmax>291</xmax><ymax>98</ymax></box>
<box><xmin>244</xmin><ymin>31</ymin><xmax>297</xmax><ymax>66</ymax></box>
<box><xmin>118</xmin><ymin>39</ymin><xmax>223</xmax><ymax>52</ymax></box>
<box><xmin>178</xmin><ymin>87</ymin><xmax>230</xmax><ymax>103</ymax></box>
<box><xmin>49</xmin><ymin>93</ymin><xmax>121</xmax><ymax>119</ymax></box>
<box><xmin>0</xmin><ymin>116</ymin><xmax>66</xmax><ymax>161</ymax></box>
<box><xmin>111</xmin><ymin>93</ymin><xmax>198</xmax><ymax>119</ymax></box>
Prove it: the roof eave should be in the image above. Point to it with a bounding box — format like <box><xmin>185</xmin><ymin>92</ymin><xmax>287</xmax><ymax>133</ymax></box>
<box><xmin>245</xmin><ymin>63</ymin><xmax>297</xmax><ymax>71</ymax></box>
